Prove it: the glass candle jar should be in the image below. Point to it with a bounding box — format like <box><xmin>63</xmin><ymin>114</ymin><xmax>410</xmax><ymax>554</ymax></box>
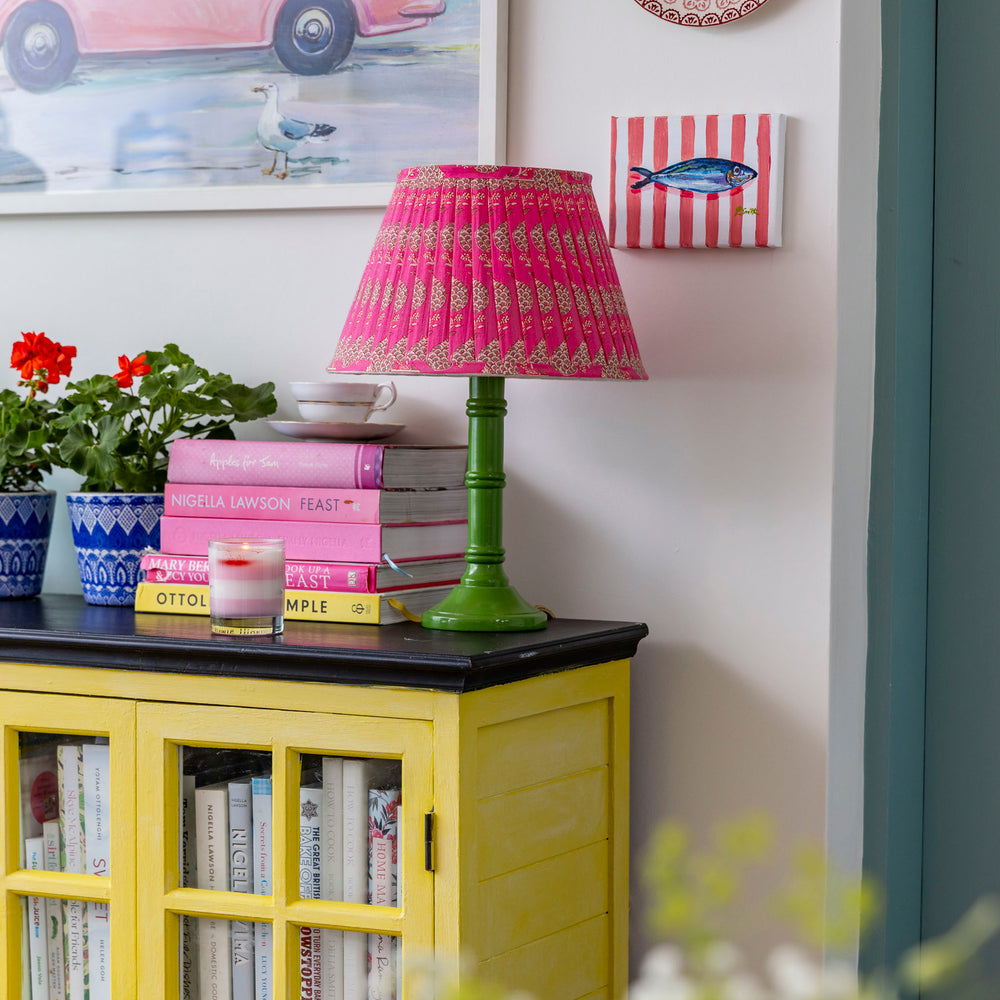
<box><xmin>208</xmin><ymin>537</ymin><xmax>285</xmax><ymax>636</ymax></box>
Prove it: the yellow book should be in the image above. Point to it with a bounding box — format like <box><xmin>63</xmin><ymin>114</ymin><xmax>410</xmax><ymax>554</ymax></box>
<box><xmin>133</xmin><ymin>582</ymin><xmax>454</xmax><ymax>625</ymax></box>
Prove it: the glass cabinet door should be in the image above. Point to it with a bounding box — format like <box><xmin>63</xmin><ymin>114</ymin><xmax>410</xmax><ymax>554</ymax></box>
<box><xmin>137</xmin><ymin>704</ymin><xmax>433</xmax><ymax>1000</ymax></box>
<box><xmin>0</xmin><ymin>692</ymin><xmax>136</xmax><ymax>1000</ymax></box>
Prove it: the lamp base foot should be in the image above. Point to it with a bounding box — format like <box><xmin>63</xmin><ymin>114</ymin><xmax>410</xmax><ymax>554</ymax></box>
<box><xmin>421</xmin><ymin>582</ymin><xmax>548</xmax><ymax>632</ymax></box>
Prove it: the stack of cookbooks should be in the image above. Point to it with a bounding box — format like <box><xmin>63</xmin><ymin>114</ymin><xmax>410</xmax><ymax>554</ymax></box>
<box><xmin>134</xmin><ymin>439</ymin><xmax>469</xmax><ymax>625</ymax></box>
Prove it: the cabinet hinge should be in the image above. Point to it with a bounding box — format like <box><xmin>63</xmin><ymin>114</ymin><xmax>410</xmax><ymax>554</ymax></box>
<box><xmin>424</xmin><ymin>810</ymin><xmax>435</xmax><ymax>871</ymax></box>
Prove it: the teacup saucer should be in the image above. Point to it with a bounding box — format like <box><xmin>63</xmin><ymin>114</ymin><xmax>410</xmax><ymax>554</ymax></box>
<box><xmin>267</xmin><ymin>420</ymin><xmax>405</xmax><ymax>441</ymax></box>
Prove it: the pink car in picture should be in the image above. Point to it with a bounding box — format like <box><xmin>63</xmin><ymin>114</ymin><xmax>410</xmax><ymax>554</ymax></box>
<box><xmin>0</xmin><ymin>0</ymin><xmax>446</xmax><ymax>91</ymax></box>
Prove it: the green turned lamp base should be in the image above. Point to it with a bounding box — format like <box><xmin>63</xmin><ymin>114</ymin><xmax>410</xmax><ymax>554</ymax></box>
<box><xmin>421</xmin><ymin>581</ymin><xmax>548</xmax><ymax>632</ymax></box>
<box><xmin>423</xmin><ymin>376</ymin><xmax>548</xmax><ymax>632</ymax></box>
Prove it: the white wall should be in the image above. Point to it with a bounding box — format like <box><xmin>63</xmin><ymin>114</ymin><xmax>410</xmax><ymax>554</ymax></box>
<box><xmin>3</xmin><ymin>0</ymin><xmax>856</xmax><ymax>970</ymax></box>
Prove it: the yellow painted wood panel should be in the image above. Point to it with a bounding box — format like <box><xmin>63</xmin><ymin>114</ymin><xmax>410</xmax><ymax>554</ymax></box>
<box><xmin>478</xmin><ymin>840</ymin><xmax>608</xmax><ymax>957</ymax></box>
<box><xmin>476</xmin><ymin>700</ymin><xmax>609</xmax><ymax>799</ymax></box>
<box><xmin>0</xmin><ymin>661</ymin><xmax>439</xmax><ymax>721</ymax></box>
<box><xmin>609</xmin><ymin>667</ymin><xmax>630</xmax><ymax>1000</ymax></box>
<box><xmin>1</xmin><ymin>894</ymin><xmax>18</xmax><ymax>1000</ymax></box>
<box><xmin>430</xmin><ymin>694</ymin><xmax>464</xmax><ymax>983</ymax></box>
<box><xmin>0</xmin><ymin>720</ymin><xmax>13</xmax><ymax>1000</ymax></box>
<box><xmin>454</xmin><ymin>663</ymin><xmax>627</xmax><ymax>997</ymax></box>
<box><xmin>478</xmin><ymin>914</ymin><xmax>608</xmax><ymax>1000</ymax></box>
<box><xmin>3</xmin><ymin>871</ymin><xmax>111</xmax><ymax>900</ymax></box>
<box><xmin>476</xmin><ymin>768</ymin><xmax>609</xmax><ymax>880</ymax></box>
<box><xmin>462</xmin><ymin>660</ymin><xmax>629</xmax><ymax>732</ymax></box>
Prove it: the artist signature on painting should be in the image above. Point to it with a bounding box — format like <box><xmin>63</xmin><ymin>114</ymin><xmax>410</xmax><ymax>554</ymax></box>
<box><xmin>735</xmin><ymin>206</ymin><xmax>758</xmax><ymax>216</ymax></box>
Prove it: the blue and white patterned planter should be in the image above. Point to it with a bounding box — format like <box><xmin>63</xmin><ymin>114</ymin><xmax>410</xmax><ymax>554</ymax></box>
<box><xmin>0</xmin><ymin>490</ymin><xmax>56</xmax><ymax>598</ymax></box>
<box><xmin>66</xmin><ymin>492</ymin><xmax>164</xmax><ymax>606</ymax></box>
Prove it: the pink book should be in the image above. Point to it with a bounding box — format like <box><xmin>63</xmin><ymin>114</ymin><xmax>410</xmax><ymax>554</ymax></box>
<box><xmin>139</xmin><ymin>552</ymin><xmax>465</xmax><ymax>593</ymax></box>
<box><xmin>163</xmin><ymin>482</ymin><xmax>467</xmax><ymax>526</ymax></box>
<box><xmin>159</xmin><ymin>515</ymin><xmax>467</xmax><ymax>564</ymax></box>
<box><xmin>167</xmin><ymin>440</ymin><xmax>467</xmax><ymax>490</ymax></box>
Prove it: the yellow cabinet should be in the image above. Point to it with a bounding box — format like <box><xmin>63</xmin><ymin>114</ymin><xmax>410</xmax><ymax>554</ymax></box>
<box><xmin>0</xmin><ymin>597</ymin><xmax>645</xmax><ymax>1000</ymax></box>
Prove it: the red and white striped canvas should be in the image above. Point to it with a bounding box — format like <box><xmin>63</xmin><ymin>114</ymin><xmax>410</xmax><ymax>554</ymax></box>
<box><xmin>609</xmin><ymin>114</ymin><xmax>786</xmax><ymax>249</ymax></box>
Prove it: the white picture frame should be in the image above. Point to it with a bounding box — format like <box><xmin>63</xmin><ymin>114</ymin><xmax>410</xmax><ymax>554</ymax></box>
<box><xmin>0</xmin><ymin>0</ymin><xmax>507</xmax><ymax>214</ymax></box>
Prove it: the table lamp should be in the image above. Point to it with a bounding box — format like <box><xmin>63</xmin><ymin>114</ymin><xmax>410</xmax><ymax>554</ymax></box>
<box><xmin>329</xmin><ymin>164</ymin><xmax>647</xmax><ymax>632</ymax></box>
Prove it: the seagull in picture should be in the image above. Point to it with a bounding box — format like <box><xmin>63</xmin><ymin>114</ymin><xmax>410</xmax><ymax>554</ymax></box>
<box><xmin>251</xmin><ymin>82</ymin><xmax>336</xmax><ymax>179</ymax></box>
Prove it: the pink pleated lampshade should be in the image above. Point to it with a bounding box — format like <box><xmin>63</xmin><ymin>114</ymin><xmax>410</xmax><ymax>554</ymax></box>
<box><xmin>329</xmin><ymin>164</ymin><xmax>647</xmax><ymax>380</ymax></box>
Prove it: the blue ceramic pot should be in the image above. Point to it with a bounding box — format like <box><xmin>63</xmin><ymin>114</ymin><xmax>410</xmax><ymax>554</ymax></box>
<box><xmin>66</xmin><ymin>492</ymin><xmax>164</xmax><ymax>606</ymax></box>
<box><xmin>0</xmin><ymin>490</ymin><xmax>56</xmax><ymax>598</ymax></box>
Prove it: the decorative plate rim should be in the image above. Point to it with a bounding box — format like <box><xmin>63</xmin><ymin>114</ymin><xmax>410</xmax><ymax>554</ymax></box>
<box><xmin>631</xmin><ymin>0</ymin><xmax>770</xmax><ymax>27</ymax></box>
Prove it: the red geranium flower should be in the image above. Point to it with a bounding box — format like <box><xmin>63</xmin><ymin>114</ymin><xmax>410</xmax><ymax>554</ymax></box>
<box><xmin>49</xmin><ymin>341</ymin><xmax>77</xmax><ymax>381</ymax></box>
<box><xmin>114</xmin><ymin>353</ymin><xmax>151</xmax><ymax>388</ymax></box>
<box><xmin>9</xmin><ymin>331</ymin><xmax>75</xmax><ymax>392</ymax></box>
<box><xmin>10</xmin><ymin>331</ymin><xmax>56</xmax><ymax>380</ymax></box>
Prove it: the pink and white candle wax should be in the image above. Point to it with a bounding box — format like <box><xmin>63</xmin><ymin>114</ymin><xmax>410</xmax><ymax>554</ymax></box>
<box><xmin>208</xmin><ymin>538</ymin><xmax>285</xmax><ymax>625</ymax></box>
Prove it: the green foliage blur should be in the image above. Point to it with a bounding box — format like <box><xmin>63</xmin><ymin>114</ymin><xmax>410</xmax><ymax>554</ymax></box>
<box><xmin>636</xmin><ymin>811</ymin><xmax>1000</xmax><ymax>1000</ymax></box>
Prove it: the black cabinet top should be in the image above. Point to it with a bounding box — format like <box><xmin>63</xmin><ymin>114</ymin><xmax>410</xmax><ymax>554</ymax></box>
<box><xmin>0</xmin><ymin>594</ymin><xmax>648</xmax><ymax>692</ymax></box>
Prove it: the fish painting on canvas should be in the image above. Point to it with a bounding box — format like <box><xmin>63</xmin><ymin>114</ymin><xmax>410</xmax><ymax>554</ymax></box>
<box><xmin>629</xmin><ymin>157</ymin><xmax>758</xmax><ymax>195</ymax></box>
<box><xmin>610</xmin><ymin>114</ymin><xmax>786</xmax><ymax>249</ymax></box>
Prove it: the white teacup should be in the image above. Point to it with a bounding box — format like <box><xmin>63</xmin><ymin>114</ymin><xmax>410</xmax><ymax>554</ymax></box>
<box><xmin>290</xmin><ymin>380</ymin><xmax>397</xmax><ymax>405</ymax></box>
<box><xmin>293</xmin><ymin>381</ymin><xmax>397</xmax><ymax>423</ymax></box>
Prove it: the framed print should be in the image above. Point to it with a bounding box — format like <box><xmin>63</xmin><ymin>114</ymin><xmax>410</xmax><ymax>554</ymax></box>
<box><xmin>0</xmin><ymin>0</ymin><xmax>506</xmax><ymax>214</ymax></box>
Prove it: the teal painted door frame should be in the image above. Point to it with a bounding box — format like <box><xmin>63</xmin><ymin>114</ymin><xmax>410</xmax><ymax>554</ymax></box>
<box><xmin>864</xmin><ymin>0</ymin><xmax>937</xmax><ymax>977</ymax></box>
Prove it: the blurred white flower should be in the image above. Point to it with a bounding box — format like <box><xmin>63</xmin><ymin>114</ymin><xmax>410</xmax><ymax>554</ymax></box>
<box><xmin>766</xmin><ymin>944</ymin><xmax>824</xmax><ymax>999</ymax></box>
<box><xmin>628</xmin><ymin>977</ymin><xmax>697</xmax><ymax>1000</ymax></box>
<box><xmin>639</xmin><ymin>944</ymin><xmax>686</xmax><ymax>982</ymax></box>
<box><xmin>629</xmin><ymin>945</ymin><xmax>697</xmax><ymax>1000</ymax></box>
<box><xmin>721</xmin><ymin>970</ymin><xmax>768</xmax><ymax>1000</ymax></box>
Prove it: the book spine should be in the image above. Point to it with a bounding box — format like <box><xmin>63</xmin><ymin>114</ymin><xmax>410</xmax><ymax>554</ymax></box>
<box><xmin>25</xmin><ymin>838</ymin><xmax>49</xmax><ymax>1000</ymax></box>
<box><xmin>195</xmin><ymin>786</ymin><xmax>231</xmax><ymax>1000</ymax></box>
<box><xmin>42</xmin><ymin>821</ymin><xmax>66</xmax><ymax>1000</ymax></box>
<box><xmin>251</xmin><ymin>777</ymin><xmax>273</xmax><ymax>1000</ymax></box>
<box><xmin>166</xmin><ymin>483</ymin><xmax>387</xmax><ymax>524</ymax></box>
<box><xmin>160</xmin><ymin>515</ymin><xmax>389</xmax><ymax>562</ymax></box>
<box><xmin>367</xmin><ymin>788</ymin><xmax>400</xmax><ymax>1000</ymax></box>
<box><xmin>227</xmin><ymin>781</ymin><xmax>255</xmax><ymax>1000</ymax></box>
<box><xmin>167</xmin><ymin>439</ymin><xmax>382</xmax><ymax>489</ymax></box>
<box><xmin>141</xmin><ymin>554</ymin><xmax>377</xmax><ymax>593</ymax></box>
<box><xmin>180</xmin><ymin>775</ymin><xmax>199</xmax><ymax>1000</ymax></box>
<box><xmin>298</xmin><ymin>787</ymin><xmax>322</xmax><ymax>1000</ymax></box>
<box><xmin>57</xmin><ymin>746</ymin><xmax>86</xmax><ymax>1000</ymax></box>
<box><xmin>342</xmin><ymin>760</ymin><xmax>372</xmax><ymax>1000</ymax></box>
<box><xmin>81</xmin><ymin>745</ymin><xmax>111</xmax><ymax>1000</ymax></box>
<box><xmin>134</xmin><ymin>583</ymin><xmax>386</xmax><ymax>625</ymax></box>
<box><xmin>321</xmin><ymin>759</ymin><xmax>344</xmax><ymax>1000</ymax></box>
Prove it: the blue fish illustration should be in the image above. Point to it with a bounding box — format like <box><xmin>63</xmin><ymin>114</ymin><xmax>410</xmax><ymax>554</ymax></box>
<box><xmin>630</xmin><ymin>157</ymin><xmax>758</xmax><ymax>194</ymax></box>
